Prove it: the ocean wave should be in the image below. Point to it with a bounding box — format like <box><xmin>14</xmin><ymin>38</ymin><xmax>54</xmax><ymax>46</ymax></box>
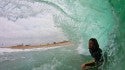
<box><xmin>0</xmin><ymin>46</ymin><xmax>62</xmax><ymax>54</ymax></box>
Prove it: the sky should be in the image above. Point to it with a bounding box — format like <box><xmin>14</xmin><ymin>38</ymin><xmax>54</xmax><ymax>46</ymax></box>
<box><xmin>0</xmin><ymin>13</ymin><xmax>67</xmax><ymax>47</ymax></box>
<box><xmin>0</xmin><ymin>0</ymin><xmax>68</xmax><ymax>47</ymax></box>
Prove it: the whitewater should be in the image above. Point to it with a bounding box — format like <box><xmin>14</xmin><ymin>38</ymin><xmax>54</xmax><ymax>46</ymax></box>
<box><xmin>0</xmin><ymin>0</ymin><xmax>125</xmax><ymax>70</ymax></box>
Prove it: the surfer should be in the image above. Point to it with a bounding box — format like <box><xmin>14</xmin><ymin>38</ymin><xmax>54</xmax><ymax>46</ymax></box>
<box><xmin>81</xmin><ymin>38</ymin><xmax>103</xmax><ymax>70</ymax></box>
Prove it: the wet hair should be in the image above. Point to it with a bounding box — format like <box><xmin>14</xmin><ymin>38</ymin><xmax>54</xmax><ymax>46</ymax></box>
<box><xmin>89</xmin><ymin>38</ymin><xmax>99</xmax><ymax>49</ymax></box>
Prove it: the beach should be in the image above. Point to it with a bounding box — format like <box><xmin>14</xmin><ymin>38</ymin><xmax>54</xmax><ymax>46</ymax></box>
<box><xmin>4</xmin><ymin>41</ymin><xmax>72</xmax><ymax>49</ymax></box>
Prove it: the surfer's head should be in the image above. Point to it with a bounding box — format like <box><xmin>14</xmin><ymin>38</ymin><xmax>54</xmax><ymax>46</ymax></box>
<box><xmin>89</xmin><ymin>38</ymin><xmax>99</xmax><ymax>49</ymax></box>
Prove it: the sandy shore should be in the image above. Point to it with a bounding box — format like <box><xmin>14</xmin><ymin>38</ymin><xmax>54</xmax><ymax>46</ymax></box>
<box><xmin>5</xmin><ymin>41</ymin><xmax>72</xmax><ymax>49</ymax></box>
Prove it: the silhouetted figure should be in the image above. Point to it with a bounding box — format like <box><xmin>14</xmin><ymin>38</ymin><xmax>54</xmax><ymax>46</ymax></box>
<box><xmin>81</xmin><ymin>38</ymin><xmax>103</xmax><ymax>70</ymax></box>
<box><xmin>53</xmin><ymin>42</ymin><xmax>56</xmax><ymax>44</ymax></box>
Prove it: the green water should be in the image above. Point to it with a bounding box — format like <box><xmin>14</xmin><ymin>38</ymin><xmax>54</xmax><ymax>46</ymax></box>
<box><xmin>0</xmin><ymin>46</ymin><xmax>91</xmax><ymax>70</ymax></box>
<box><xmin>0</xmin><ymin>0</ymin><xmax>125</xmax><ymax>70</ymax></box>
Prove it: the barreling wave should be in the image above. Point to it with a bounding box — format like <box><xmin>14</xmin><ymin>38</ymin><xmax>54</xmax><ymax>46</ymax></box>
<box><xmin>0</xmin><ymin>0</ymin><xmax>125</xmax><ymax>70</ymax></box>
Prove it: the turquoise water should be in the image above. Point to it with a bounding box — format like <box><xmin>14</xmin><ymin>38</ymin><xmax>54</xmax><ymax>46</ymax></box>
<box><xmin>0</xmin><ymin>46</ymin><xmax>91</xmax><ymax>70</ymax></box>
<box><xmin>0</xmin><ymin>0</ymin><xmax>125</xmax><ymax>70</ymax></box>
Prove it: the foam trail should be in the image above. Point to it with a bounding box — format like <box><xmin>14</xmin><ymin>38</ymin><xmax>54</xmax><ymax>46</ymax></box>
<box><xmin>0</xmin><ymin>46</ymin><xmax>63</xmax><ymax>54</ymax></box>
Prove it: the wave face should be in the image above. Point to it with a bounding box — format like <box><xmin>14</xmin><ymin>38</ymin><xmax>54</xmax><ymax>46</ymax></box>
<box><xmin>0</xmin><ymin>0</ymin><xmax>125</xmax><ymax>70</ymax></box>
<box><xmin>108</xmin><ymin>0</ymin><xmax>125</xmax><ymax>70</ymax></box>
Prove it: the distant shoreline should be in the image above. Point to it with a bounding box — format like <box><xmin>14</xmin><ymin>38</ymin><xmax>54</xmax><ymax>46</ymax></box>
<box><xmin>3</xmin><ymin>41</ymin><xmax>72</xmax><ymax>49</ymax></box>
